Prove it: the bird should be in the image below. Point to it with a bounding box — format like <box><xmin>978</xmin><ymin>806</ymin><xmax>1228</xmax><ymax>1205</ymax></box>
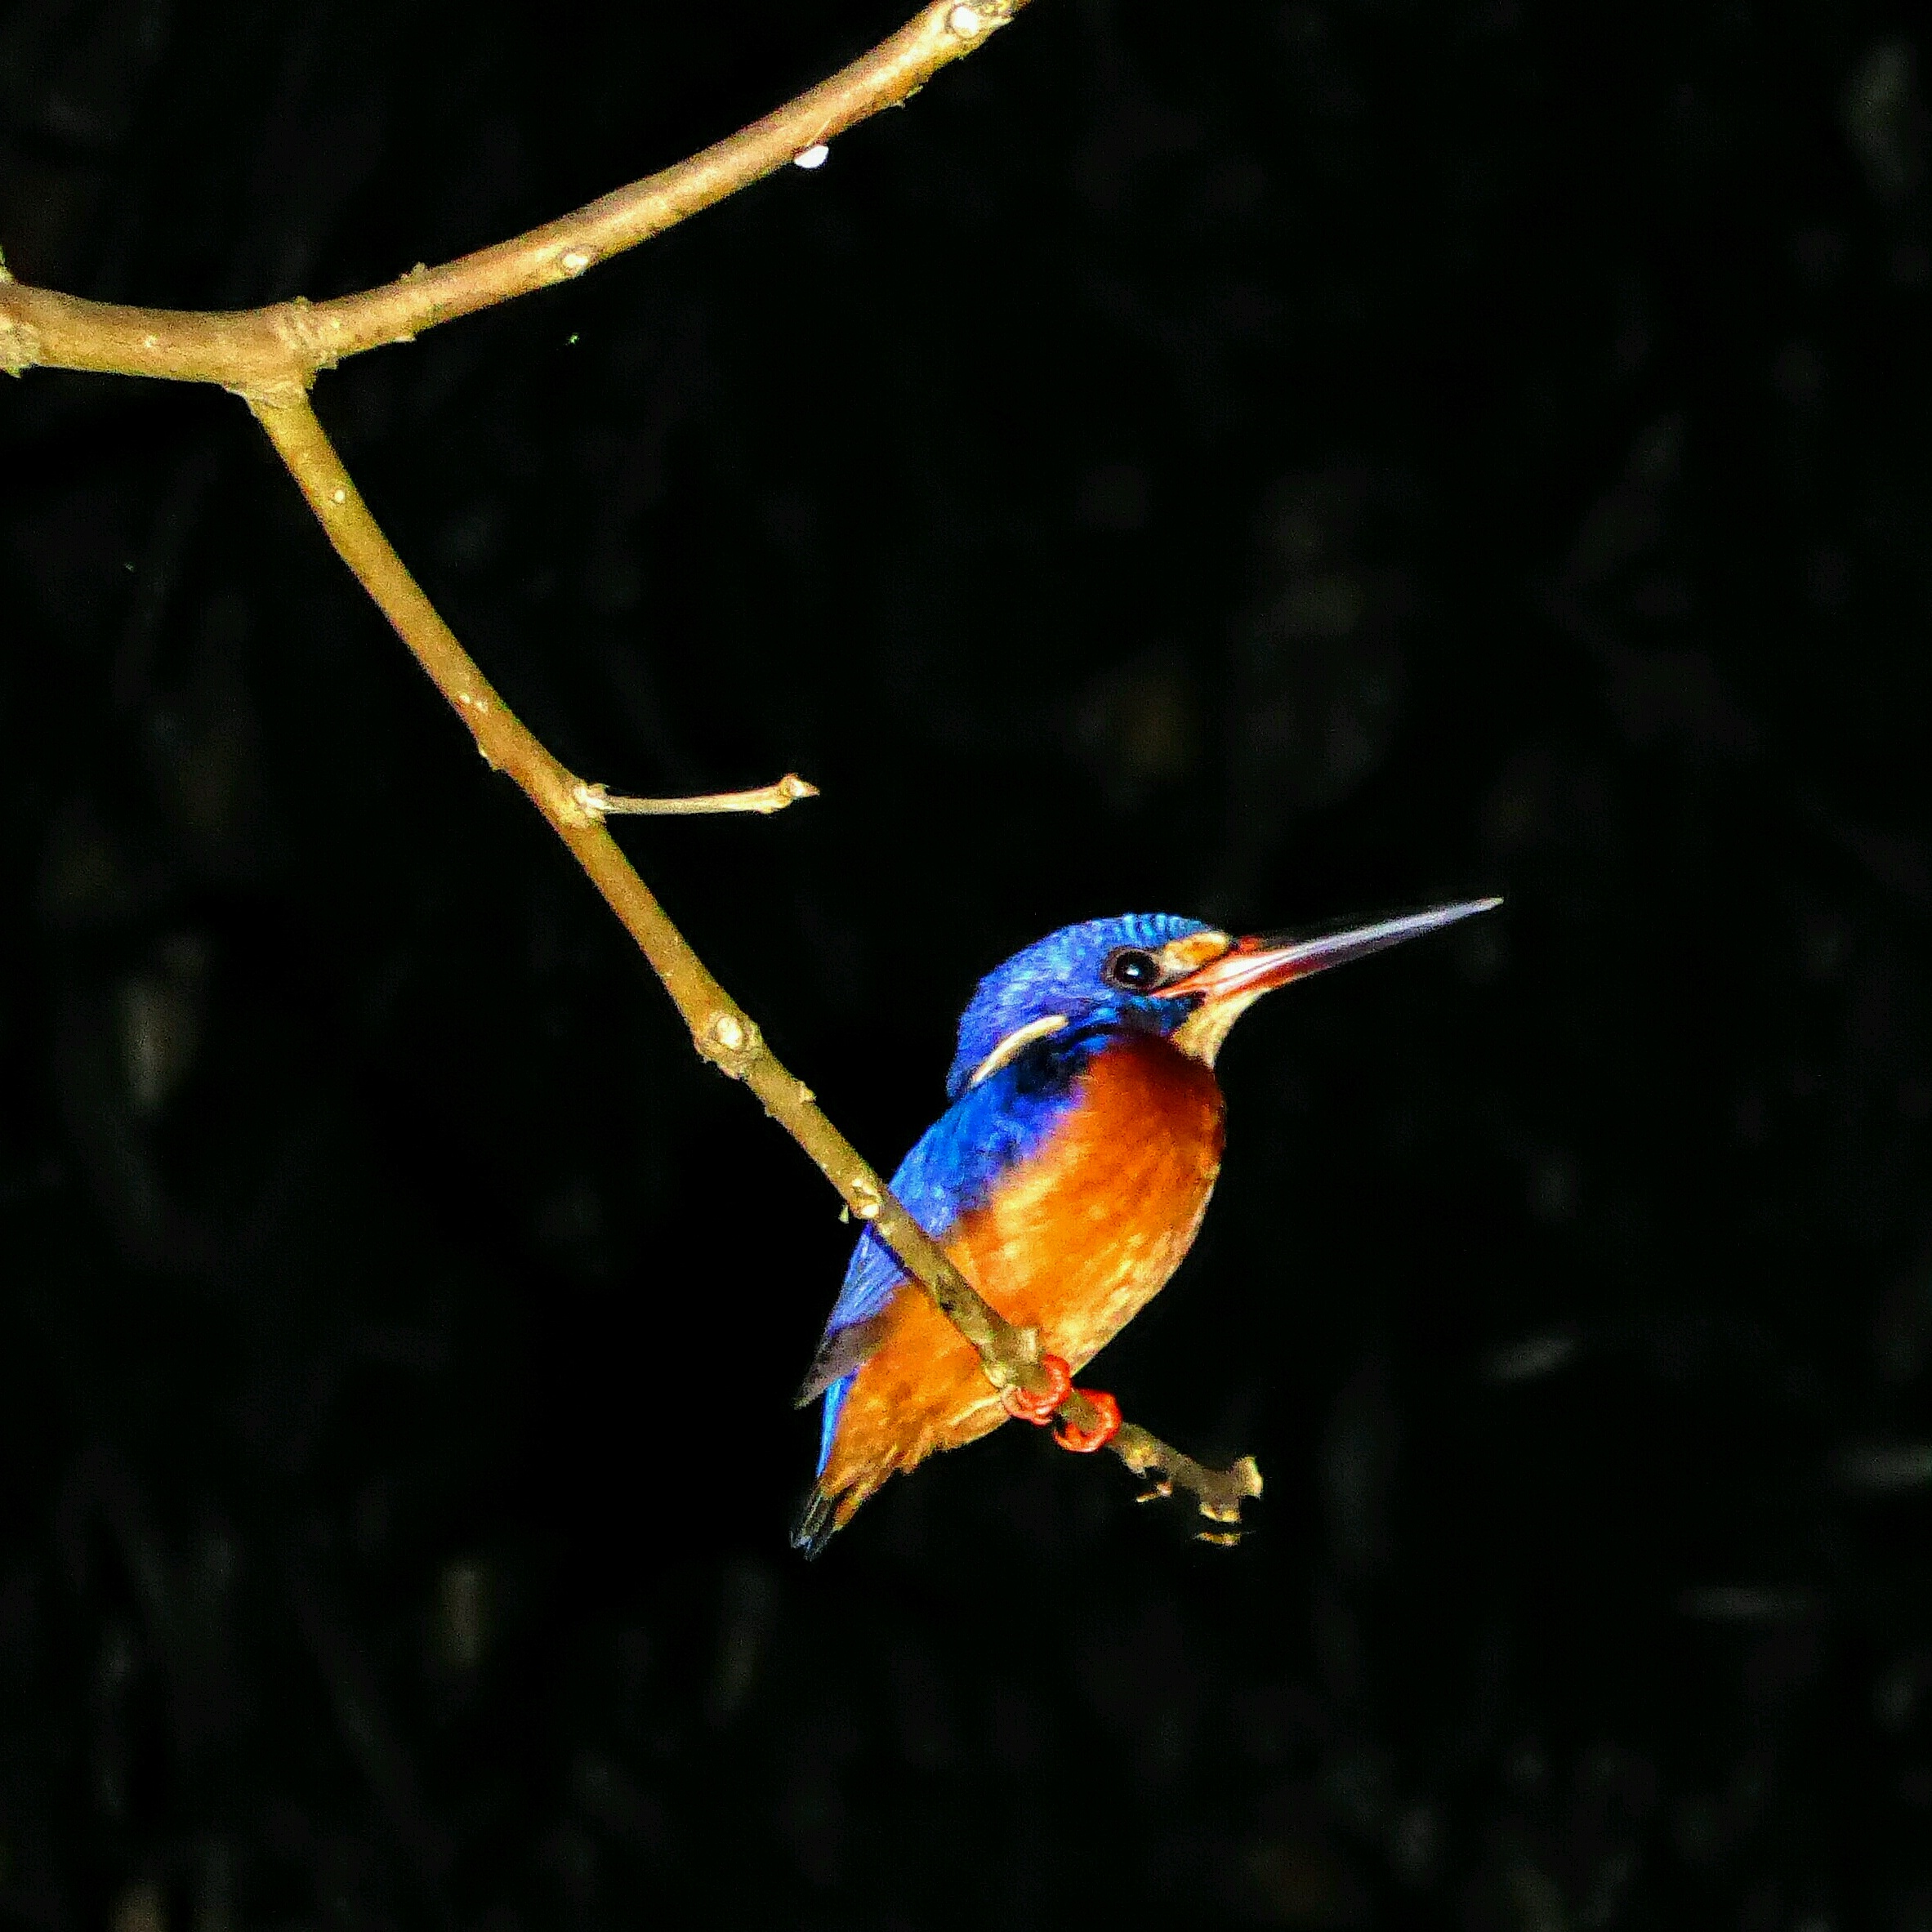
<box><xmin>792</xmin><ymin>898</ymin><xmax>1499</xmax><ymax>1555</ymax></box>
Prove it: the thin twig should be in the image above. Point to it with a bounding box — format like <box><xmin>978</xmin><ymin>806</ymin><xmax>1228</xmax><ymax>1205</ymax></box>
<box><xmin>0</xmin><ymin>0</ymin><xmax>1265</xmax><ymax>1533</ymax></box>
<box><xmin>0</xmin><ymin>2</ymin><xmax>1033</xmax><ymax>387</ymax></box>
<box><xmin>577</xmin><ymin>775</ymin><xmax>819</xmax><ymax>818</ymax></box>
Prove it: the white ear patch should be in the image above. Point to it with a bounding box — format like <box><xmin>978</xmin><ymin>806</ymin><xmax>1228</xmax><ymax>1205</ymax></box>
<box><xmin>965</xmin><ymin>1013</ymin><xmax>1070</xmax><ymax>1089</ymax></box>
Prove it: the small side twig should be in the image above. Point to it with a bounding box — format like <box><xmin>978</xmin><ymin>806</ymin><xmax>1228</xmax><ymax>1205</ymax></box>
<box><xmin>577</xmin><ymin>775</ymin><xmax>819</xmax><ymax>818</ymax></box>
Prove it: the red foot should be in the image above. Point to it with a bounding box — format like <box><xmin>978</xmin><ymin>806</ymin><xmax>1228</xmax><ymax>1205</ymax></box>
<box><xmin>1055</xmin><ymin>1387</ymin><xmax>1122</xmax><ymax>1454</ymax></box>
<box><xmin>1002</xmin><ymin>1354</ymin><xmax>1072</xmax><ymax>1424</ymax></box>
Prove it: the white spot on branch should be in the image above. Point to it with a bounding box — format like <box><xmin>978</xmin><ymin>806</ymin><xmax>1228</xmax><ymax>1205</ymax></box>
<box><xmin>793</xmin><ymin>144</ymin><xmax>830</xmax><ymax>170</ymax></box>
<box><xmin>0</xmin><ymin>313</ymin><xmax>42</xmax><ymax>376</ymax></box>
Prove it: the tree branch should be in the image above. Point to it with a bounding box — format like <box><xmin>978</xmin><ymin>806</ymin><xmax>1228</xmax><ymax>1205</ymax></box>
<box><xmin>1</xmin><ymin>0</ymin><xmax>1265</xmax><ymax>1535</ymax></box>
<box><xmin>0</xmin><ymin>2</ymin><xmax>1031</xmax><ymax>386</ymax></box>
<box><xmin>245</xmin><ymin>387</ymin><xmax>1260</xmax><ymax>1529</ymax></box>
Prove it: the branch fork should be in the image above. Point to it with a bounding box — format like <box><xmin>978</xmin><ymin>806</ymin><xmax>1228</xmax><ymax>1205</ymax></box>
<box><xmin>0</xmin><ymin>0</ymin><xmax>1264</xmax><ymax>1538</ymax></box>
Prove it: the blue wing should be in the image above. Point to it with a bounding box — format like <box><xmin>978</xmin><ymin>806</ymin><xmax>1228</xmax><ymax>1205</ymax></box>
<box><xmin>798</xmin><ymin>1041</ymin><xmax>1089</xmax><ymax>1470</ymax></box>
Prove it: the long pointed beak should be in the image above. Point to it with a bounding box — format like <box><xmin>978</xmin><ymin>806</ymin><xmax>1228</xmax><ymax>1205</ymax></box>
<box><xmin>1158</xmin><ymin>897</ymin><xmax>1501</xmax><ymax>1006</ymax></box>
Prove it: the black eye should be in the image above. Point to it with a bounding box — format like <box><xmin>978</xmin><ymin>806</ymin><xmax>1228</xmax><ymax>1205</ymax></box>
<box><xmin>1103</xmin><ymin>946</ymin><xmax>1162</xmax><ymax>990</ymax></box>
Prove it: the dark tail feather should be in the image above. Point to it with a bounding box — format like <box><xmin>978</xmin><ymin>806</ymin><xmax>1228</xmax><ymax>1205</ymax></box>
<box><xmin>793</xmin><ymin>1311</ymin><xmax>890</xmax><ymax>1408</ymax></box>
<box><xmin>791</xmin><ymin>1486</ymin><xmax>840</xmax><ymax>1559</ymax></box>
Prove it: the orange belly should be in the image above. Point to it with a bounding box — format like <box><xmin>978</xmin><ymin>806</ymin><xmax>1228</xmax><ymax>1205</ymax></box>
<box><xmin>819</xmin><ymin>1033</ymin><xmax>1225</xmax><ymax>1525</ymax></box>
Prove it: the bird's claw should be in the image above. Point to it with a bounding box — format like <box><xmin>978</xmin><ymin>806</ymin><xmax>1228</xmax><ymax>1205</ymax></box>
<box><xmin>1002</xmin><ymin>1353</ymin><xmax>1072</xmax><ymax>1424</ymax></box>
<box><xmin>1054</xmin><ymin>1387</ymin><xmax>1122</xmax><ymax>1454</ymax></box>
<box><xmin>1135</xmin><ymin>1475</ymin><xmax>1174</xmax><ymax>1505</ymax></box>
<box><xmin>1001</xmin><ymin>1355</ymin><xmax>1122</xmax><ymax>1453</ymax></box>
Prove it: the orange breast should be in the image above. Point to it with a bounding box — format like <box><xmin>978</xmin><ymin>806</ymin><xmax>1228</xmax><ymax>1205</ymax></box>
<box><xmin>819</xmin><ymin>1033</ymin><xmax>1226</xmax><ymax>1524</ymax></box>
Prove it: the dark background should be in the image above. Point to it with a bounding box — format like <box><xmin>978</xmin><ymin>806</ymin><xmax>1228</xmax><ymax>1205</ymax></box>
<box><xmin>2</xmin><ymin>0</ymin><xmax>1929</xmax><ymax>1925</ymax></box>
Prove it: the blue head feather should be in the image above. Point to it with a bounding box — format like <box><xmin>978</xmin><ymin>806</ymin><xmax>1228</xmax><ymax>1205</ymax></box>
<box><xmin>944</xmin><ymin>912</ymin><xmax>1215</xmax><ymax>1099</ymax></box>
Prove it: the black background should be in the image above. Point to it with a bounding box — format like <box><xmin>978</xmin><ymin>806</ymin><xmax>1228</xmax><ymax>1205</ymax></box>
<box><xmin>2</xmin><ymin>2</ymin><xmax>1930</xmax><ymax>1925</ymax></box>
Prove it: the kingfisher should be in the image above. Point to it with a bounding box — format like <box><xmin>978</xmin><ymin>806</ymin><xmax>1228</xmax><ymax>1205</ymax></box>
<box><xmin>792</xmin><ymin>899</ymin><xmax>1499</xmax><ymax>1554</ymax></box>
